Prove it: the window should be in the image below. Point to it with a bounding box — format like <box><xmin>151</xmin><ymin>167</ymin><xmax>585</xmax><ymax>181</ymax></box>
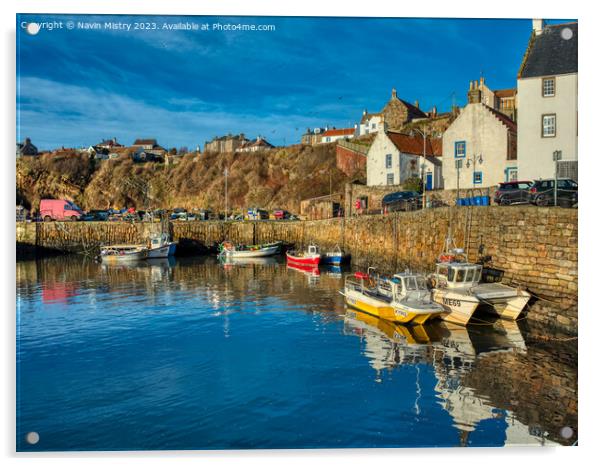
<box><xmin>385</xmin><ymin>154</ymin><xmax>392</xmax><ymax>168</ymax></box>
<box><xmin>454</xmin><ymin>141</ymin><xmax>466</xmax><ymax>158</ymax></box>
<box><xmin>371</xmin><ymin>123</ymin><xmax>376</xmax><ymax>129</ymax></box>
<box><xmin>386</xmin><ymin>173</ymin><xmax>394</xmax><ymax>185</ymax></box>
<box><xmin>326</xmin><ymin>137</ymin><xmax>331</xmax><ymax>142</ymax></box>
<box><xmin>473</xmin><ymin>172</ymin><xmax>483</xmax><ymax>184</ymax></box>
<box><xmin>542</xmin><ymin>114</ymin><xmax>556</xmax><ymax>137</ymax></box>
<box><xmin>506</xmin><ymin>167</ymin><xmax>518</xmax><ymax>182</ymax></box>
<box><xmin>542</xmin><ymin>77</ymin><xmax>555</xmax><ymax>97</ymax></box>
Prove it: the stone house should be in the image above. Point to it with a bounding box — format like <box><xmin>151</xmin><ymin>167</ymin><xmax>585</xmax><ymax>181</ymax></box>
<box><xmin>357</xmin><ymin>111</ymin><xmax>385</xmax><ymax>136</ymax></box>
<box><xmin>204</xmin><ymin>134</ymin><xmax>248</xmax><ymax>153</ymax></box>
<box><xmin>301</xmin><ymin>128</ymin><xmax>327</xmax><ymax>145</ymax></box>
<box><xmin>468</xmin><ymin>77</ymin><xmax>517</xmax><ymax>121</ymax></box>
<box><xmin>236</xmin><ymin>136</ymin><xmax>275</xmax><ymax>153</ymax></box>
<box><xmin>131</xmin><ymin>138</ymin><xmax>167</xmax><ymax>157</ymax></box>
<box><xmin>441</xmin><ymin>87</ymin><xmax>518</xmax><ymax>190</ymax></box>
<box><xmin>320</xmin><ymin>128</ymin><xmax>355</xmax><ymax>144</ymax></box>
<box><xmin>366</xmin><ymin>128</ymin><xmax>443</xmax><ymax>189</ymax></box>
<box><xmin>16</xmin><ymin>138</ymin><xmax>38</xmax><ymax>157</ymax></box>
<box><xmin>517</xmin><ymin>20</ymin><xmax>578</xmax><ymax>181</ymax></box>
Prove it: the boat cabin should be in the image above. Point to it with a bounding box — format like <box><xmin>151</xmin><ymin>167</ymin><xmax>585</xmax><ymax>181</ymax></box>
<box><xmin>391</xmin><ymin>273</ymin><xmax>429</xmax><ymax>300</ymax></box>
<box><xmin>307</xmin><ymin>245</ymin><xmax>319</xmax><ymax>255</ymax></box>
<box><xmin>435</xmin><ymin>262</ymin><xmax>482</xmax><ymax>289</ymax></box>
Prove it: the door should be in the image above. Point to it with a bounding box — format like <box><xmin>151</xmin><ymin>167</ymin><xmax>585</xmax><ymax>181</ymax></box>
<box><xmin>426</xmin><ymin>172</ymin><xmax>433</xmax><ymax>191</ymax></box>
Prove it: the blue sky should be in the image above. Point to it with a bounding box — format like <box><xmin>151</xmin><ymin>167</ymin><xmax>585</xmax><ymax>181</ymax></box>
<box><xmin>16</xmin><ymin>15</ymin><xmax>573</xmax><ymax>150</ymax></box>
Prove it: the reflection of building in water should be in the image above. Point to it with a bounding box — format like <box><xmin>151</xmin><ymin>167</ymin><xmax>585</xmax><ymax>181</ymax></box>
<box><xmin>344</xmin><ymin>311</ymin><xmax>565</xmax><ymax>446</ymax></box>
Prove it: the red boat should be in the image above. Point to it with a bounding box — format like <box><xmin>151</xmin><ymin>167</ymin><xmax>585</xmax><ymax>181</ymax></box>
<box><xmin>286</xmin><ymin>244</ymin><xmax>321</xmax><ymax>266</ymax></box>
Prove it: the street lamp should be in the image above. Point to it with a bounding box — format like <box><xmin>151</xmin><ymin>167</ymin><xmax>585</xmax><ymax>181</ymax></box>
<box><xmin>455</xmin><ymin>159</ymin><xmax>463</xmax><ymax>203</ymax></box>
<box><xmin>465</xmin><ymin>153</ymin><xmax>483</xmax><ymax>189</ymax></box>
<box><xmin>224</xmin><ymin>167</ymin><xmax>229</xmax><ymax>221</ymax></box>
<box><xmin>553</xmin><ymin>150</ymin><xmax>562</xmax><ymax>206</ymax></box>
<box><xmin>413</xmin><ymin>128</ymin><xmax>427</xmax><ymax>208</ymax></box>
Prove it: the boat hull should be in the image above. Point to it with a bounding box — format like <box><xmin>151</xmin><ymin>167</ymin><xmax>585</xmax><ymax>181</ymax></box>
<box><xmin>223</xmin><ymin>245</ymin><xmax>280</xmax><ymax>258</ymax></box>
<box><xmin>322</xmin><ymin>254</ymin><xmax>349</xmax><ymax>265</ymax></box>
<box><xmin>100</xmin><ymin>251</ymin><xmax>148</xmax><ymax>263</ymax></box>
<box><xmin>147</xmin><ymin>242</ymin><xmax>176</xmax><ymax>259</ymax></box>
<box><xmin>286</xmin><ymin>252</ymin><xmax>320</xmax><ymax>265</ymax></box>
<box><xmin>432</xmin><ymin>289</ymin><xmax>480</xmax><ymax>326</ymax></box>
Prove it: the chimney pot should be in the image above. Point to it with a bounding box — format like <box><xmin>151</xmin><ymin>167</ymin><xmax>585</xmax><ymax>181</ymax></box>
<box><xmin>532</xmin><ymin>19</ymin><xmax>545</xmax><ymax>35</ymax></box>
<box><xmin>392</xmin><ymin>88</ymin><xmax>397</xmax><ymax>99</ymax></box>
<box><xmin>414</xmin><ymin>100</ymin><xmax>420</xmax><ymax>109</ymax></box>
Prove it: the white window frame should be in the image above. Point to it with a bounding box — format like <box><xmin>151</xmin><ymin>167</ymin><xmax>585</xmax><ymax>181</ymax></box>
<box><xmin>542</xmin><ymin>77</ymin><xmax>555</xmax><ymax>97</ymax></box>
<box><xmin>542</xmin><ymin>114</ymin><xmax>556</xmax><ymax>138</ymax></box>
<box><xmin>385</xmin><ymin>153</ymin><xmax>392</xmax><ymax>169</ymax></box>
<box><xmin>386</xmin><ymin>173</ymin><xmax>394</xmax><ymax>185</ymax></box>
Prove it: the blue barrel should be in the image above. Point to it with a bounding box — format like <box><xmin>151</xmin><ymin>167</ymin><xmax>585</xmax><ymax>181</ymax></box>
<box><xmin>468</xmin><ymin>197</ymin><xmax>475</xmax><ymax>206</ymax></box>
<box><xmin>474</xmin><ymin>196</ymin><xmax>482</xmax><ymax>206</ymax></box>
<box><xmin>461</xmin><ymin>198</ymin><xmax>468</xmax><ymax>206</ymax></box>
<box><xmin>481</xmin><ymin>196</ymin><xmax>490</xmax><ymax>206</ymax></box>
<box><xmin>456</xmin><ymin>198</ymin><xmax>463</xmax><ymax>206</ymax></box>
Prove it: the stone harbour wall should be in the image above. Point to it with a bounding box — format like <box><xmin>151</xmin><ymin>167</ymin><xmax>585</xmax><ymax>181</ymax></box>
<box><xmin>16</xmin><ymin>205</ymin><xmax>577</xmax><ymax>333</ymax></box>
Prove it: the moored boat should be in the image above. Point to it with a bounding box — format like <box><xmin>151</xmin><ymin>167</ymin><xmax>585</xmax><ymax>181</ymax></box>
<box><xmin>430</xmin><ymin>248</ymin><xmax>530</xmax><ymax>326</ymax></box>
<box><xmin>321</xmin><ymin>245</ymin><xmax>350</xmax><ymax>265</ymax></box>
<box><xmin>99</xmin><ymin>244</ymin><xmax>148</xmax><ymax>263</ymax></box>
<box><xmin>341</xmin><ymin>268</ymin><xmax>444</xmax><ymax>324</ymax></box>
<box><xmin>286</xmin><ymin>244</ymin><xmax>321</xmax><ymax>266</ymax></box>
<box><xmin>147</xmin><ymin>233</ymin><xmax>177</xmax><ymax>258</ymax></box>
<box><xmin>218</xmin><ymin>241</ymin><xmax>281</xmax><ymax>258</ymax></box>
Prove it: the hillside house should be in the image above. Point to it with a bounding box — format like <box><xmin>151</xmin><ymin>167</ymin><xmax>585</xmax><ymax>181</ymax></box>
<box><xmin>366</xmin><ymin>128</ymin><xmax>443</xmax><ymax>189</ymax></box>
<box><xmin>320</xmin><ymin>128</ymin><xmax>355</xmax><ymax>144</ymax></box>
<box><xmin>468</xmin><ymin>77</ymin><xmax>517</xmax><ymax>121</ymax></box>
<box><xmin>131</xmin><ymin>138</ymin><xmax>167</xmax><ymax>157</ymax></box>
<box><xmin>442</xmin><ymin>86</ymin><xmax>518</xmax><ymax>189</ymax></box>
<box><xmin>16</xmin><ymin>138</ymin><xmax>38</xmax><ymax>157</ymax></box>
<box><xmin>236</xmin><ymin>136</ymin><xmax>274</xmax><ymax>153</ymax></box>
<box><xmin>204</xmin><ymin>134</ymin><xmax>248</xmax><ymax>153</ymax></box>
<box><xmin>517</xmin><ymin>20</ymin><xmax>578</xmax><ymax>181</ymax></box>
<box><xmin>301</xmin><ymin>127</ymin><xmax>327</xmax><ymax>145</ymax></box>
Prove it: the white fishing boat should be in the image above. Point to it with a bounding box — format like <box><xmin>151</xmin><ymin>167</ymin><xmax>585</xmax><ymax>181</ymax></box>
<box><xmin>147</xmin><ymin>233</ymin><xmax>177</xmax><ymax>258</ymax></box>
<box><xmin>99</xmin><ymin>244</ymin><xmax>148</xmax><ymax>263</ymax></box>
<box><xmin>430</xmin><ymin>248</ymin><xmax>530</xmax><ymax>326</ymax></box>
<box><xmin>342</xmin><ymin>268</ymin><xmax>446</xmax><ymax>324</ymax></box>
<box><xmin>218</xmin><ymin>241</ymin><xmax>281</xmax><ymax>258</ymax></box>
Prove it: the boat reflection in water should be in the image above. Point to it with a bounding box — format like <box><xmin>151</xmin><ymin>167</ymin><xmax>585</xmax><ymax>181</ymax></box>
<box><xmin>343</xmin><ymin>307</ymin><xmax>561</xmax><ymax>446</ymax></box>
<box><xmin>286</xmin><ymin>261</ymin><xmax>320</xmax><ymax>286</ymax></box>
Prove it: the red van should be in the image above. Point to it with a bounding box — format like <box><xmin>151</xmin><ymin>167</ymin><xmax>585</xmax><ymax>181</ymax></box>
<box><xmin>39</xmin><ymin>199</ymin><xmax>83</xmax><ymax>221</ymax></box>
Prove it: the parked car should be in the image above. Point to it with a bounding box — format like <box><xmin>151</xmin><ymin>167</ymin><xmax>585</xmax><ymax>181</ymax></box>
<box><xmin>493</xmin><ymin>181</ymin><xmax>533</xmax><ymax>205</ymax></box>
<box><xmin>246</xmin><ymin>208</ymin><xmax>269</xmax><ymax>220</ymax></box>
<box><xmin>529</xmin><ymin>179</ymin><xmax>578</xmax><ymax>207</ymax></box>
<box><xmin>381</xmin><ymin>191</ymin><xmax>422</xmax><ymax>212</ymax></box>
<box><xmin>81</xmin><ymin>210</ymin><xmax>109</xmax><ymax>221</ymax></box>
<box><xmin>273</xmin><ymin>209</ymin><xmax>291</xmax><ymax>220</ymax></box>
<box><xmin>39</xmin><ymin>199</ymin><xmax>83</xmax><ymax>221</ymax></box>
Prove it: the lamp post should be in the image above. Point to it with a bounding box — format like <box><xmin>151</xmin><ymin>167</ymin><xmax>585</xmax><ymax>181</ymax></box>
<box><xmin>224</xmin><ymin>167</ymin><xmax>229</xmax><ymax>221</ymax></box>
<box><xmin>465</xmin><ymin>153</ymin><xmax>483</xmax><ymax>189</ymax></box>
<box><xmin>455</xmin><ymin>159</ymin><xmax>463</xmax><ymax>203</ymax></box>
<box><xmin>553</xmin><ymin>150</ymin><xmax>562</xmax><ymax>206</ymax></box>
<box><xmin>414</xmin><ymin>128</ymin><xmax>427</xmax><ymax>208</ymax></box>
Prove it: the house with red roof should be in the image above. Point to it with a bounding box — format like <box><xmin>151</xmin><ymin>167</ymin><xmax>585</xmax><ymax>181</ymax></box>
<box><xmin>320</xmin><ymin>127</ymin><xmax>355</xmax><ymax>144</ymax></box>
<box><xmin>442</xmin><ymin>83</ymin><xmax>518</xmax><ymax>189</ymax></box>
<box><xmin>367</xmin><ymin>128</ymin><xmax>443</xmax><ymax>189</ymax></box>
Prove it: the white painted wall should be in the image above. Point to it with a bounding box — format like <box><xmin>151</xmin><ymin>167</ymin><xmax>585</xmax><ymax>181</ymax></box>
<box><xmin>517</xmin><ymin>73</ymin><xmax>578</xmax><ymax>180</ymax></box>
<box><xmin>358</xmin><ymin>115</ymin><xmax>384</xmax><ymax>136</ymax></box>
<box><xmin>367</xmin><ymin>130</ymin><xmax>441</xmax><ymax>188</ymax></box>
<box><xmin>442</xmin><ymin>103</ymin><xmax>516</xmax><ymax>189</ymax></box>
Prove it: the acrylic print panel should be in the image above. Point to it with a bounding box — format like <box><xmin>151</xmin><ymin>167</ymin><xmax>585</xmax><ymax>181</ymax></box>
<box><xmin>16</xmin><ymin>14</ymin><xmax>578</xmax><ymax>451</ymax></box>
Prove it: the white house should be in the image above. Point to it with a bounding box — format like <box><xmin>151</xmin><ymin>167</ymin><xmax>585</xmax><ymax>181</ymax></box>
<box><xmin>442</xmin><ymin>88</ymin><xmax>518</xmax><ymax>189</ymax></box>
<box><xmin>236</xmin><ymin>136</ymin><xmax>274</xmax><ymax>152</ymax></box>
<box><xmin>320</xmin><ymin>128</ymin><xmax>355</xmax><ymax>144</ymax></box>
<box><xmin>357</xmin><ymin>110</ymin><xmax>385</xmax><ymax>136</ymax></box>
<box><xmin>367</xmin><ymin>128</ymin><xmax>442</xmax><ymax>189</ymax></box>
<box><xmin>517</xmin><ymin>20</ymin><xmax>578</xmax><ymax>181</ymax></box>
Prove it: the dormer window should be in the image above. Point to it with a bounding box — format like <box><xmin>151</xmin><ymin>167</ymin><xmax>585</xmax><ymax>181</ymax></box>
<box><xmin>542</xmin><ymin>77</ymin><xmax>555</xmax><ymax>97</ymax></box>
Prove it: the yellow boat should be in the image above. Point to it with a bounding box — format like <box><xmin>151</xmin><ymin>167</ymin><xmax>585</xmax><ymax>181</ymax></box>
<box><xmin>341</xmin><ymin>268</ymin><xmax>446</xmax><ymax>325</ymax></box>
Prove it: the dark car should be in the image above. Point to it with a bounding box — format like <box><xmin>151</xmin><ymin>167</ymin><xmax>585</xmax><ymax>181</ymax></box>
<box><xmin>382</xmin><ymin>191</ymin><xmax>422</xmax><ymax>212</ymax></box>
<box><xmin>493</xmin><ymin>181</ymin><xmax>533</xmax><ymax>205</ymax></box>
<box><xmin>529</xmin><ymin>179</ymin><xmax>578</xmax><ymax>207</ymax></box>
<box><xmin>81</xmin><ymin>210</ymin><xmax>110</xmax><ymax>221</ymax></box>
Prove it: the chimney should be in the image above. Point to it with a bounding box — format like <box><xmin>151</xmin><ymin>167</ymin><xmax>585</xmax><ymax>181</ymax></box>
<box><xmin>391</xmin><ymin>88</ymin><xmax>397</xmax><ymax>99</ymax></box>
<box><xmin>432</xmin><ymin>106</ymin><xmax>437</xmax><ymax>117</ymax></box>
<box><xmin>468</xmin><ymin>81</ymin><xmax>482</xmax><ymax>104</ymax></box>
<box><xmin>362</xmin><ymin>109</ymin><xmax>367</xmax><ymax>116</ymax></box>
<box><xmin>414</xmin><ymin>100</ymin><xmax>420</xmax><ymax>109</ymax></box>
<box><xmin>479</xmin><ymin>76</ymin><xmax>484</xmax><ymax>88</ymax></box>
<box><xmin>533</xmin><ymin>19</ymin><xmax>545</xmax><ymax>35</ymax></box>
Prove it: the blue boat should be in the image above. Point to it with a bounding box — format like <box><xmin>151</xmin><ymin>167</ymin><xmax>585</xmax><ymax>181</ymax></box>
<box><xmin>322</xmin><ymin>245</ymin><xmax>350</xmax><ymax>265</ymax></box>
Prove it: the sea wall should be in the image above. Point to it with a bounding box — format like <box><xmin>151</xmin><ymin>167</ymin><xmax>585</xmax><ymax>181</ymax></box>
<box><xmin>16</xmin><ymin>205</ymin><xmax>577</xmax><ymax>333</ymax></box>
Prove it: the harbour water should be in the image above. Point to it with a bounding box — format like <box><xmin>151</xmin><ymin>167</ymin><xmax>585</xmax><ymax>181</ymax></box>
<box><xmin>16</xmin><ymin>256</ymin><xmax>577</xmax><ymax>451</ymax></box>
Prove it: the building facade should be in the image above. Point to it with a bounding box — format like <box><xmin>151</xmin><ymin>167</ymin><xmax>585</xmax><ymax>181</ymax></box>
<box><xmin>517</xmin><ymin>20</ymin><xmax>578</xmax><ymax>181</ymax></box>
<box><xmin>236</xmin><ymin>136</ymin><xmax>274</xmax><ymax>152</ymax></box>
<box><xmin>204</xmin><ymin>134</ymin><xmax>248</xmax><ymax>153</ymax></box>
<box><xmin>301</xmin><ymin>128</ymin><xmax>327</xmax><ymax>145</ymax></box>
<box><xmin>320</xmin><ymin>128</ymin><xmax>355</xmax><ymax>144</ymax></box>
<box><xmin>442</xmin><ymin>94</ymin><xmax>518</xmax><ymax>190</ymax></box>
<box><xmin>16</xmin><ymin>138</ymin><xmax>38</xmax><ymax>157</ymax></box>
<box><xmin>367</xmin><ymin>129</ymin><xmax>442</xmax><ymax>189</ymax></box>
